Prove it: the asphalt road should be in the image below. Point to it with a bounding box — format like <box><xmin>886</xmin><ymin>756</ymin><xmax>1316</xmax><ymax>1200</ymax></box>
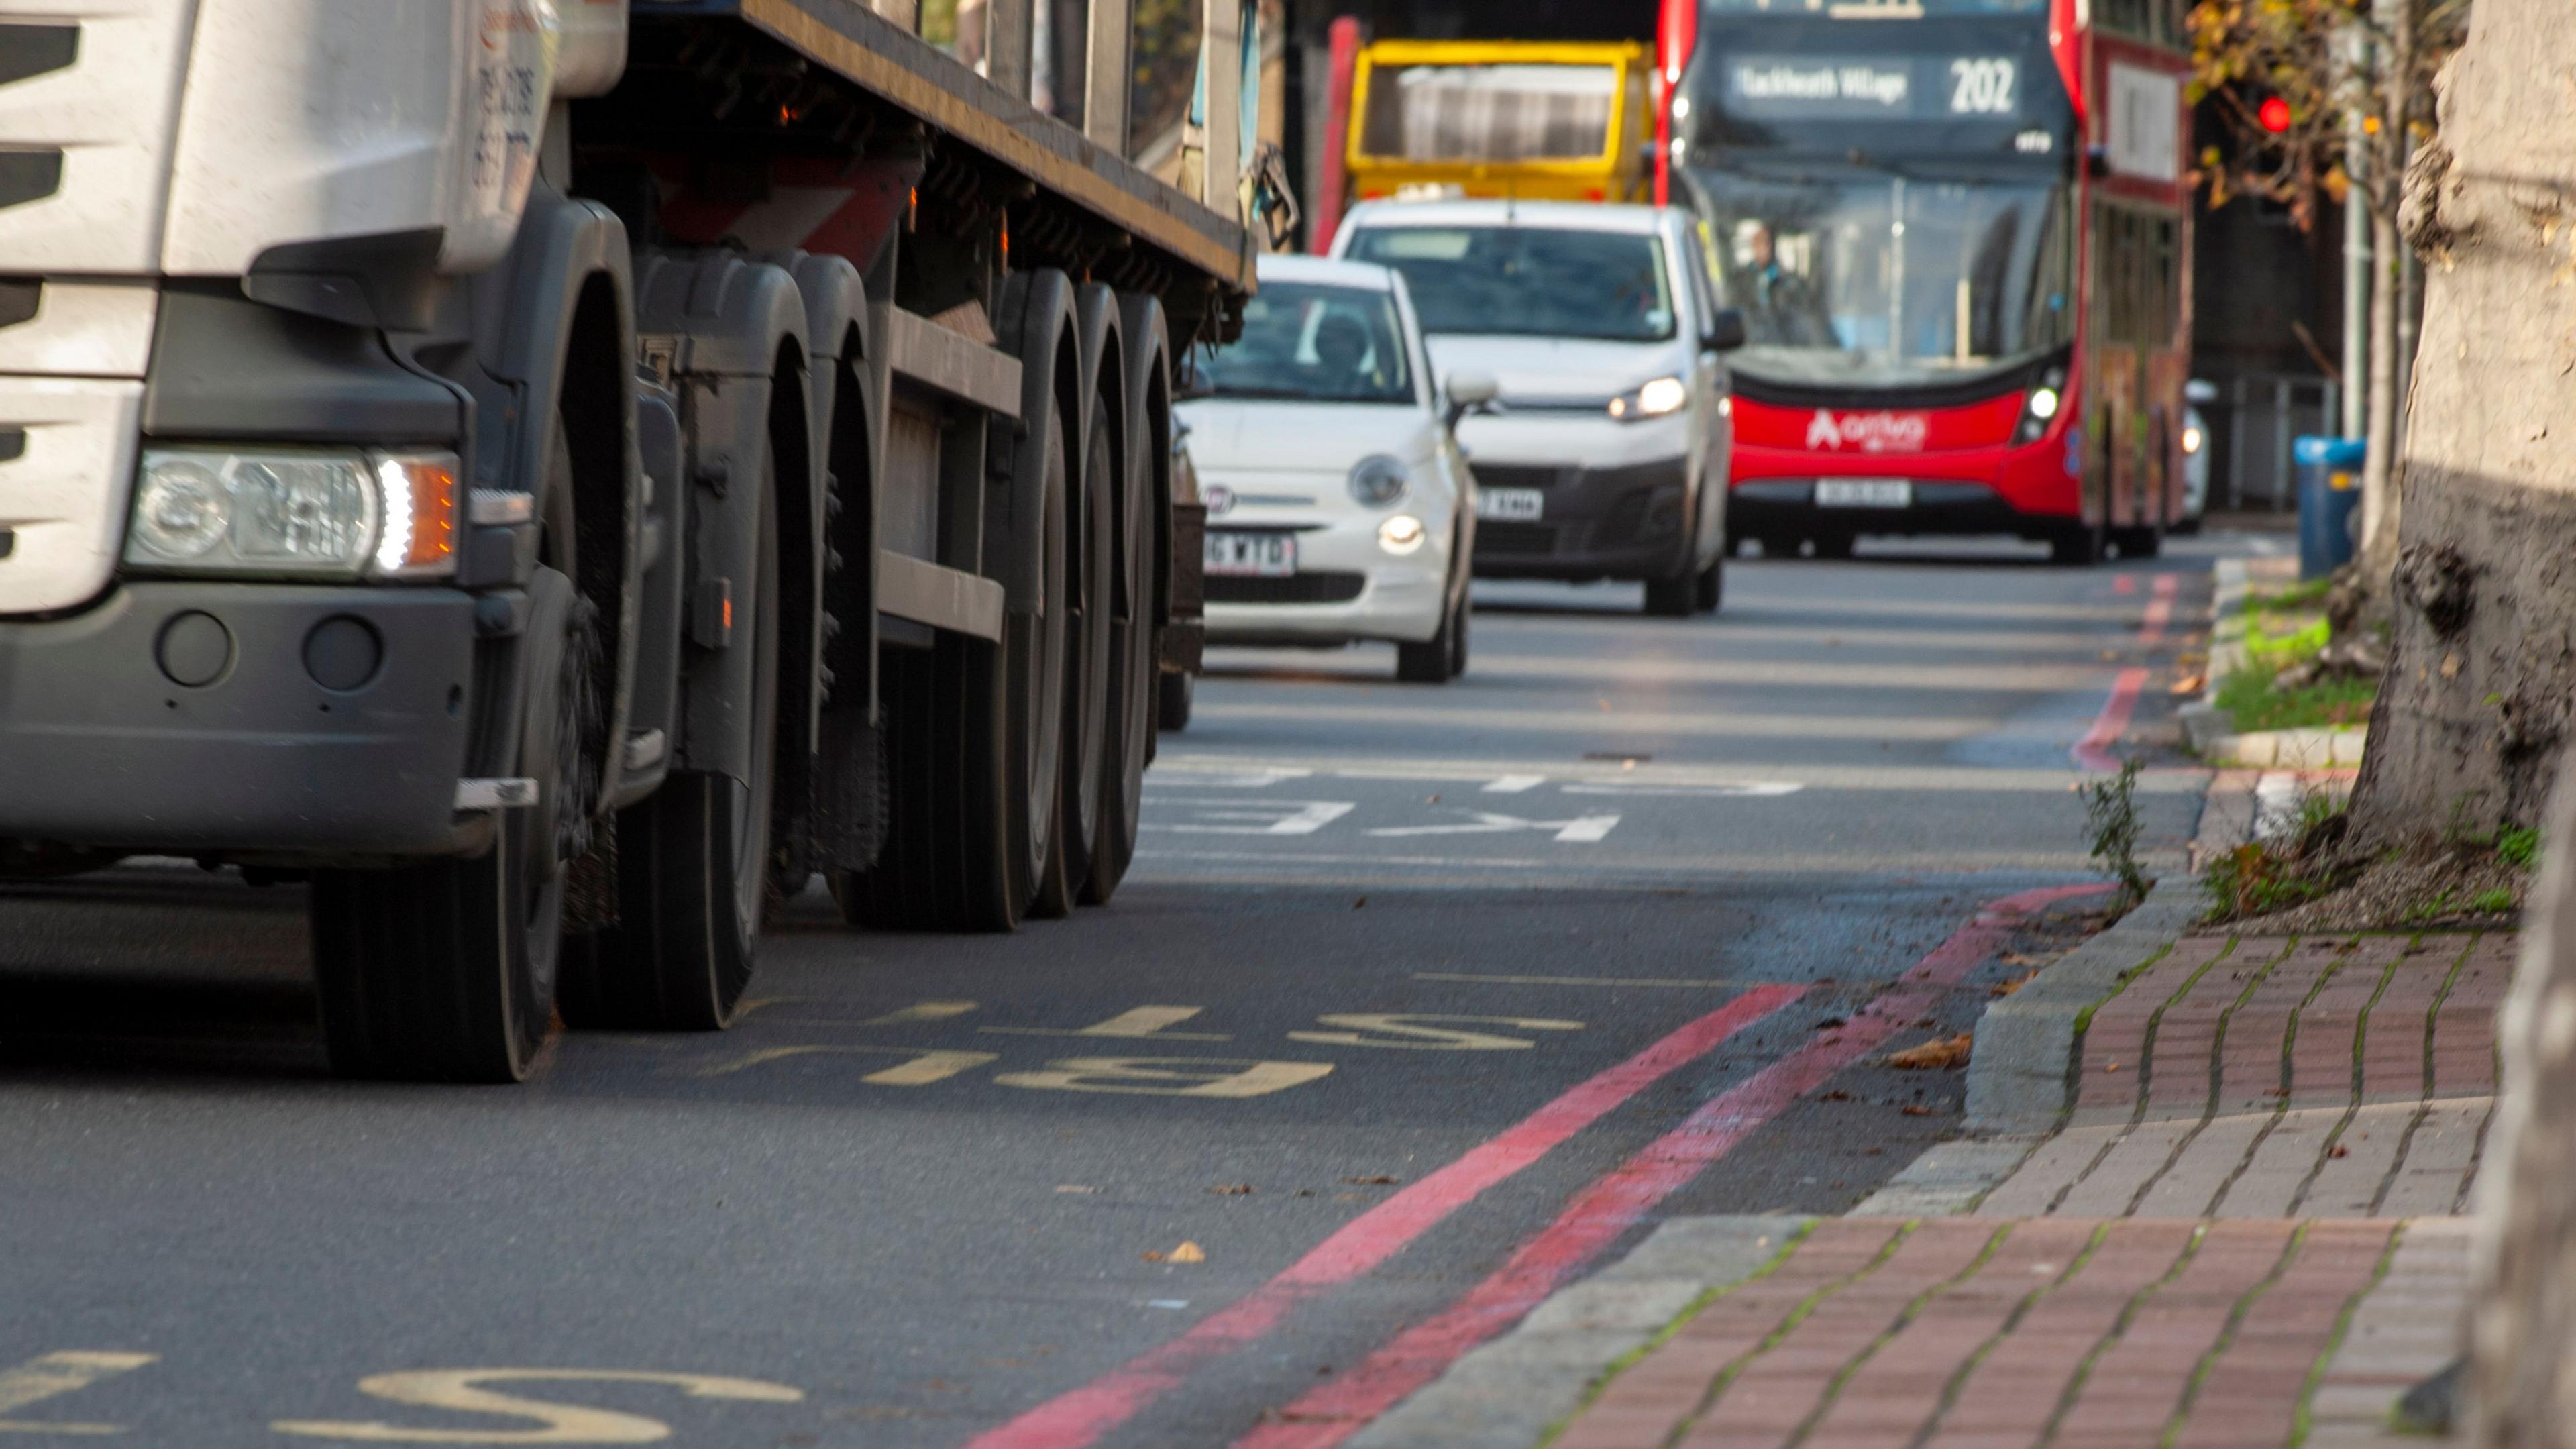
<box><xmin>0</xmin><ymin>535</ymin><xmax>2235</xmax><ymax>1448</ymax></box>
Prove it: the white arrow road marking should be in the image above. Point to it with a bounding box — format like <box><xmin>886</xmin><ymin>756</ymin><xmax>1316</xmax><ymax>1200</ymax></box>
<box><xmin>1559</xmin><ymin>782</ymin><xmax>1804</xmax><ymax>798</ymax></box>
<box><xmin>1146</xmin><ymin>799</ymin><xmax>1356</xmax><ymax>836</ymax></box>
<box><xmin>1482</xmin><ymin>774</ymin><xmax>1547</xmax><ymax>794</ymax></box>
<box><xmin>1368</xmin><ymin>811</ymin><xmax>1621</xmax><ymax>843</ymax></box>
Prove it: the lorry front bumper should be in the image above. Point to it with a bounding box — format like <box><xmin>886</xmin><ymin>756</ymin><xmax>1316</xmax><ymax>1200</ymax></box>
<box><xmin>0</xmin><ymin>582</ymin><xmax>479</xmax><ymax>857</ymax></box>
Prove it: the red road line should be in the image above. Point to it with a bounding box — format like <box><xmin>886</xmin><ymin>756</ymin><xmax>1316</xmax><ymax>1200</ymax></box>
<box><xmin>960</xmin><ymin>984</ymin><xmax>1810</xmax><ymax>1449</ymax></box>
<box><xmin>2140</xmin><ymin>573</ymin><xmax>2180</xmax><ymax>646</ymax></box>
<box><xmin>2072</xmin><ymin>668</ymin><xmax>2150</xmax><ymax>771</ymax></box>
<box><xmin>1228</xmin><ymin>881</ymin><xmax>2111</xmax><ymax>1449</ymax></box>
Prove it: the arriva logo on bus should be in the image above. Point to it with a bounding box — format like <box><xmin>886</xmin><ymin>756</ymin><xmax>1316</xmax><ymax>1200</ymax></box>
<box><xmin>1805</xmin><ymin>409</ymin><xmax>1931</xmax><ymax>453</ymax></box>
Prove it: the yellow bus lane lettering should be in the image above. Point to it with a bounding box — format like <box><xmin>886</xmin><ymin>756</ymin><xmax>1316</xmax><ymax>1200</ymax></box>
<box><xmin>272</xmin><ymin>1369</ymin><xmax>802</xmax><ymax>1444</ymax></box>
<box><xmin>993</xmin><ymin>1057</ymin><xmax>1334</xmax><ymax>1098</ymax></box>
<box><xmin>982</xmin><ymin>1006</ymin><xmax>1229</xmax><ymax>1041</ymax></box>
<box><xmin>0</xmin><ymin>1351</ymin><xmax>156</xmax><ymax>1436</ymax></box>
<box><xmin>1287</xmin><ymin>1014</ymin><xmax>1585</xmax><ymax>1051</ymax></box>
<box><xmin>697</xmin><ymin>1045</ymin><xmax>998</xmax><ymax>1085</ymax></box>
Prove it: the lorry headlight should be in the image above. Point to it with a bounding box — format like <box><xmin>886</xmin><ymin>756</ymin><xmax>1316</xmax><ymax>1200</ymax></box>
<box><xmin>1609</xmin><ymin>376</ymin><xmax>1688</xmax><ymax>421</ymax></box>
<box><xmin>126</xmin><ymin>447</ymin><xmax>459</xmax><ymax>580</ymax></box>
<box><xmin>1349</xmin><ymin>454</ymin><xmax>1410</xmax><ymax>508</ymax></box>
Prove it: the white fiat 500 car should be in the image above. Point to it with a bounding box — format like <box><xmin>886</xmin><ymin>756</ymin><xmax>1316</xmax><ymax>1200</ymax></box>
<box><xmin>1181</xmin><ymin>254</ymin><xmax>1493</xmax><ymax>683</ymax></box>
<box><xmin>1333</xmin><ymin>201</ymin><xmax>1745</xmax><ymax>618</ymax></box>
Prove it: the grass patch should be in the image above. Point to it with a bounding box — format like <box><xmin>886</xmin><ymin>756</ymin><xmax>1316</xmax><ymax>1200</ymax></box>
<box><xmin>2214</xmin><ymin>616</ymin><xmax>2375</xmax><ymax>733</ymax></box>
<box><xmin>2250</xmin><ymin>578</ymin><xmax>2334</xmax><ymax>614</ymax></box>
<box><xmin>2472</xmin><ymin>888</ymin><xmax>2516</xmax><ymax>914</ymax></box>
<box><xmin>2499</xmin><ymin>826</ymin><xmax>2540</xmax><ymax>869</ymax></box>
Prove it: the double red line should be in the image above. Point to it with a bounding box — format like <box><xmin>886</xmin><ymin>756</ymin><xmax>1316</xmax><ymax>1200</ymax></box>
<box><xmin>966</xmin><ymin>883</ymin><xmax>2106</xmax><ymax>1449</ymax></box>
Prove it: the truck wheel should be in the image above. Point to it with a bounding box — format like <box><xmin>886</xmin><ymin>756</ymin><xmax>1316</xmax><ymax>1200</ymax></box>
<box><xmin>1158</xmin><ymin>669</ymin><xmax>1194</xmax><ymax>731</ymax></box>
<box><xmin>559</xmin><ymin>462</ymin><xmax>780</xmax><ymax>1031</ymax></box>
<box><xmin>837</xmin><ymin>419</ymin><xmax>1059</xmax><ymax>933</ymax></box>
<box><xmin>311</xmin><ymin>566</ymin><xmax>586</xmax><ymax>1083</ymax></box>
<box><xmin>1085</xmin><ymin>410</ymin><xmax>1158</xmax><ymax>906</ymax></box>
<box><xmin>1036</xmin><ymin>396</ymin><xmax>1115</xmax><ymax>918</ymax></box>
<box><xmin>833</xmin><ymin>630</ymin><xmax>1016</xmax><ymax>932</ymax></box>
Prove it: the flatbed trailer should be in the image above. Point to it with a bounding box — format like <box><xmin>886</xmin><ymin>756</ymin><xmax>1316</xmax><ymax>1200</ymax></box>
<box><xmin>0</xmin><ymin>0</ymin><xmax>1252</xmax><ymax>1081</ymax></box>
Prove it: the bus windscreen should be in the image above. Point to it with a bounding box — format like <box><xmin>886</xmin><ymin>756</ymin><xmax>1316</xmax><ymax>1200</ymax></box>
<box><xmin>1360</xmin><ymin>64</ymin><xmax>1621</xmax><ymax>163</ymax></box>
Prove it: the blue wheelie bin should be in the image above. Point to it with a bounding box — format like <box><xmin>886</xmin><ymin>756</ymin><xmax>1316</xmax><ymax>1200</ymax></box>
<box><xmin>2294</xmin><ymin>436</ymin><xmax>2365</xmax><ymax>580</ymax></box>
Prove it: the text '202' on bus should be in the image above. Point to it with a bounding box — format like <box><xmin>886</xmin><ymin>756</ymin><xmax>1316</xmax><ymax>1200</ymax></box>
<box><xmin>1663</xmin><ymin>0</ymin><xmax>2192</xmax><ymax>564</ymax></box>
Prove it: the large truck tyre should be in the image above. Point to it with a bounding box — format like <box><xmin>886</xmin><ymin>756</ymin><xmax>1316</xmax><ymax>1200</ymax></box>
<box><xmin>559</xmin><ymin>458</ymin><xmax>781</xmax><ymax>1031</ymax></box>
<box><xmin>831</xmin><ymin>629</ymin><xmax>1017</xmax><ymax>932</ymax></box>
<box><xmin>1084</xmin><ymin>296</ymin><xmax>1175</xmax><ymax>905</ymax></box>
<box><xmin>1035</xmin><ymin>392</ymin><xmax>1116</xmax><ymax>918</ymax></box>
<box><xmin>311</xmin><ymin>433</ymin><xmax>596</xmax><ymax>1083</ymax></box>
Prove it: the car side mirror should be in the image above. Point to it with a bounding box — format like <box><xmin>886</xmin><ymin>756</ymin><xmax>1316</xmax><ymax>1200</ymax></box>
<box><xmin>1703</xmin><ymin>307</ymin><xmax>1749</xmax><ymax>353</ymax></box>
<box><xmin>1444</xmin><ymin>371</ymin><xmax>1501</xmax><ymax>431</ymax></box>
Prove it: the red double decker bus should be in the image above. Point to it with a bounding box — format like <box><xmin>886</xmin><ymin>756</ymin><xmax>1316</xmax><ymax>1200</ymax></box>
<box><xmin>1656</xmin><ymin>0</ymin><xmax>2192</xmax><ymax>564</ymax></box>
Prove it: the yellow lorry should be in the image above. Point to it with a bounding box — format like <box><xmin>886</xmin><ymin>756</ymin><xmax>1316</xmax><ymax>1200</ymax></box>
<box><xmin>1343</xmin><ymin>40</ymin><xmax>1656</xmax><ymax>207</ymax></box>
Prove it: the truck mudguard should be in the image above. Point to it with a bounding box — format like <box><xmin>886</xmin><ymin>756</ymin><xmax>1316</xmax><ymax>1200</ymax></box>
<box><xmin>633</xmin><ymin>251</ymin><xmax>812</xmax><ymax>791</ymax></box>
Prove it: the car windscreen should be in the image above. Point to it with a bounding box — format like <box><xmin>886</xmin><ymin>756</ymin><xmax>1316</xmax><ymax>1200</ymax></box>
<box><xmin>1344</xmin><ymin>227</ymin><xmax>1677</xmax><ymax>343</ymax></box>
<box><xmin>1199</xmin><ymin>282</ymin><xmax>1417</xmax><ymax>405</ymax></box>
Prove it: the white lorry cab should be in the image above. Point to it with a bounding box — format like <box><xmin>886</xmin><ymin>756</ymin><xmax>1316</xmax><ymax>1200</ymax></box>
<box><xmin>0</xmin><ymin>1</ymin><xmax>1259</xmax><ymax>1081</ymax></box>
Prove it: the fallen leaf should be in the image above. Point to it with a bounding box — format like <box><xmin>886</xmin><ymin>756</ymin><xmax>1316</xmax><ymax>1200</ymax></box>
<box><xmin>1343</xmin><ymin>1175</ymin><xmax>1399</xmax><ymax>1186</ymax></box>
<box><xmin>2105</xmin><ymin>1063</ymin><xmax>2121</xmax><ymax>1073</ymax></box>
<box><xmin>1999</xmin><ymin>952</ymin><xmax>2042</xmax><ymax>967</ymax></box>
<box><xmin>1886</xmin><ymin>1033</ymin><xmax>1973</xmax><ymax>1071</ymax></box>
<box><xmin>2171</xmin><ymin>674</ymin><xmax>2206</xmax><ymax>695</ymax></box>
<box><xmin>1354</xmin><ymin>896</ymin><xmax>1368</xmax><ymax>910</ymax></box>
<box><xmin>2329</xmin><ymin>1144</ymin><xmax>2351</xmax><ymax>1159</ymax></box>
<box><xmin>1902</xmin><ymin>1104</ymin><xmax>1935</xmax><ymax>1116</ymax></box>
<box><xmin>1813</xmin><ymin>1016</ymin><xmax>1849</xmax><ymax>1030</ymax></box>
<box><xmin>1169</xmin><ymin>1241</ymin><xmax>1206</xmax><ymax>1264</ymax></box>
<box><xmin>1989</xmin><ymin>971</ymin><xmax>2041</xmax><ymax>999</ymax></box>
<box><xmin>1057</xmin><ymin>1185</ymin><xmax>1102</xmax><ymax>1195</ymax></box>
<box><xmin>1821</xmin><ymin>1089</ymin><xmax>1854</xmax><ymax>1102</ymax></box>
<box><xmin>1210</xmin><ymin>1183</ymin><xmax>1254</xmax><ymax>1196</ymax></box>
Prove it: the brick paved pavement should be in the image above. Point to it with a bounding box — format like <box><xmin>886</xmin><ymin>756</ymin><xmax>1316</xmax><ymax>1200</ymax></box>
<box><xmin>1368</xmin><ymin>928</ymin><xmax>2507</xmax><ymax>1448</ymax></box>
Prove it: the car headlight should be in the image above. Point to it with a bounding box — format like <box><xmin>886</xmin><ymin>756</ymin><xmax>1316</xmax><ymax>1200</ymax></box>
<box><xmin>1609</xmin><ymin>376</ymin><xmax>1689</xmax><ymax>421</ymax></box>
<box><xmin>126</xmin><ymin>446</ymin><xmax>459</xmax><ymax>580</ymax></box>
<box><xmin>1348</xmin><ymin>454</ymin><xmax>1410</xmax><ymax>508</ymax></box>
<box><xmin>2182</xmin><ymin>424</ymin><xmax>2204</xmax><ymax>455</ymax></box>
<box><xmin>1378</xmin><ymin>515</ymin><xmax>1427</xmax><ymax>555</ymax></box>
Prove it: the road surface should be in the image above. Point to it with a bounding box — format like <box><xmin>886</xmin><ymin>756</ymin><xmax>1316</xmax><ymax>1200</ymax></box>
<box><xmin>0</xmin><ymin>537</ymin><xmax>2223</xmax><ymax>1448</ymax></box>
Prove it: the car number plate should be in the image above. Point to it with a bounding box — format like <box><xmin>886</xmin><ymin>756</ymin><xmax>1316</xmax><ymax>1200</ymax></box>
<box><xmin>1205</xmin><ymin>531</ymin><xmax>1297</xmax><ymax>578</ymax></box>
<box><xmin>1815</xmin><ymin>479</ymin><xmax>1911</xmax><ymax>508</ymax></box>
<box><xmin>1477</xmin><ymin>488</ymin><xmax>1545</xmax><ymax>522</ymax></box>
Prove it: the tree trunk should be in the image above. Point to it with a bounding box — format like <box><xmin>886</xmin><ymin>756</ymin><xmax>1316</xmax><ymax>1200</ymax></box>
<box><xmin>2357</xmin><ymin>205</ymin><xmax>2404</xmax><ymax>586</ymax></box>
<box><xmin>2344</xmin><ymin>5</ymin><xmax>2576</xmax><ymax>851</ymax></box>
<box><xmin>2471</xmin><ymin>738</ymin><xmax>2576</xmax><ymax>1445</ymax></box>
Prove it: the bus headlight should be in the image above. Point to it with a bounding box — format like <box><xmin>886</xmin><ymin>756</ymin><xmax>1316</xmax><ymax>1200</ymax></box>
<box><xmin>1609</xmin><ymin>376</ymin><xmax>1689</xmax><ymax>421</ymax></box>
<box><xmin>1348</xmin><ymin>454</ymin><xmax>1410</xmax><ymax>508</ymax></box>
<box><xmin>2015</xmin><ymin>372</ymin><xmax>2068</xmax><ymax>445</ymax></box>
<box><xmin>127</xmin><ymin>446</ymin><xmax>460</xmax><ymax>580</ymax></box>
<box><xmin>2182</xmin><ymin>424</ymin><xmax>2205</xmax><ymax>455</ymax></box>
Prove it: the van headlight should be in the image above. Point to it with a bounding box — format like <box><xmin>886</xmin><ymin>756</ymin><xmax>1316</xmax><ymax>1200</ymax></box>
<box><xmin>1608</xmin><ymin>376</ymin><xmax>1688</xmax><ymax>421</ymax></box>
<box><xmin>126</xmin><ymin>446</ymin><xmax>460</xmax><ymax>580</ymax></box>
<box><xmin>1348</xmin><ymin>454</ymin><xmax>1410</xmax><ymax>508</ymax></box>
